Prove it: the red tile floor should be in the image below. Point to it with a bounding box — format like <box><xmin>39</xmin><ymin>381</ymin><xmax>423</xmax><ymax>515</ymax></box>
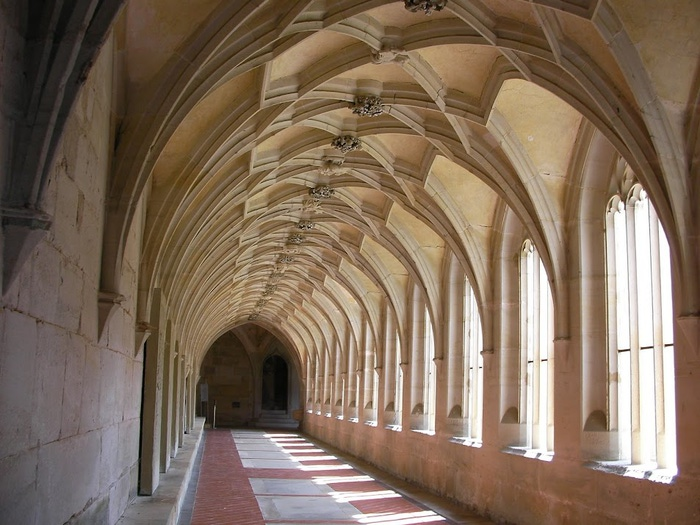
<box><xmin>182</xmin><ymin>429</ymin><xmax>493</xmax><ymax>525</ymax></box>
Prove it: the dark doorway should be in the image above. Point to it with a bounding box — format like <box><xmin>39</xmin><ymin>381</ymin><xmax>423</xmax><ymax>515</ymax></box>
<box><xmin>262</xmin><ymin>355</ymin><xmax>288</xmax><ymax>410</ymax></box>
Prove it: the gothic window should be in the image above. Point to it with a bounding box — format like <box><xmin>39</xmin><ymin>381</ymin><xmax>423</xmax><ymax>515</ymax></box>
<box><xmin>371</xmin><ymin>366</ymin><xmax>379</xmax><ymax>424</ymax></box>
<box><xmin>395</xmin><ymin>328</ymin><xmax>404</xmax><ymax>429</ymax></box>
<box><xmin>463</xmin><ymin>278</ymin><xmax>483</xmax><ymax>441</ymax></box>
<box><xmin>520</xmin><ymin>240</ymin><xmax>554</xmax><ymax>451</ymax></box>
<box><xmin>425</xmin><ymin>306</ymin><xmax>436</xmax><ymax>433</ymax></box>
<box><xmin>605</xmin><ymin>185</ymin><xmax>676</xmax><ymax>469</ymax></box>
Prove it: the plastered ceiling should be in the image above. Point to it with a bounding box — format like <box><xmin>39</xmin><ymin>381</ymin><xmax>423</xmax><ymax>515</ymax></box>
<box><xmin>110</xmin><ymin>0</ymin><xmax>699</xmax><ymax>369</ymax></box>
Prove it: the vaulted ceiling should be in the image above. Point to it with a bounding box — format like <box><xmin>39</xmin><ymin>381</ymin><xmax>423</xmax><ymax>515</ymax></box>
<box><xmin>106</xmin><ymin>0</ymin><xmax>698</xmax><ymax>369</ymax></box>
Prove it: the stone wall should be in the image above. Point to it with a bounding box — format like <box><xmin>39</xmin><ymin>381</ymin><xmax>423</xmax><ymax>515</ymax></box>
<box><xmin>197</xmin><ymin>332</ymin><xmax>256</xmax><ymax>427</ymax></box>
<box><xmin>196</xmin><ymin>326</ymin><xmax>306</xmax><ymax>428</ymax></box>
<box><xmin>303</xmin><ymin>404</ymin><xmax>699</xmax><ymax>524</ymax></box>
<box><xmin>0</xmin><ymin>33</ymin><xmax>144</xmax><ymax>524</ymax></box>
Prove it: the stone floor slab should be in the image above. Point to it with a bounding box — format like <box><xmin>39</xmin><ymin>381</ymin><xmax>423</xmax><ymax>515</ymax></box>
<box><xmin>242</xmin><ymin>458</ymin><xmax>303</xmax><ymax>469</ymax></box>
<box><xmin>250</xmin><ymin>478</ymin><xmax>333</xmax><ymax>496</ymax></box>
<box><xmin>256</xmin><ymin>495</ymin><xmax>359</xmax><ymax>520</ymax></box>
<box><xmin>238</xmin><ymin>450</ymin><xmax>294</xmax><ymax>459</ymax></box>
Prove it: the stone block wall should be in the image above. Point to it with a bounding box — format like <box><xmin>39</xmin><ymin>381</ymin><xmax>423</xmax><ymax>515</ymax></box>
<box><xmin>197</xmin><ymin>332</ymin><xmax>255</xmax><ymax>427</ymax></box>
<box><xmin>303</xmin><ymin>407</ymin><xmax>700</xmax><ymax>524</ymax></box>
<box><xmin>0</xmin><ymin>33</ymin><xmax>144</xmax><ymax>524</ymax></box>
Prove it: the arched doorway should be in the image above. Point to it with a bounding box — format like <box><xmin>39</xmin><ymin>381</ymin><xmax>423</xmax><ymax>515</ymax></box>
<box><xmin>262</xmin><ymin>355</ymin><xmax>288</xmax><ymax>411</ymax></box>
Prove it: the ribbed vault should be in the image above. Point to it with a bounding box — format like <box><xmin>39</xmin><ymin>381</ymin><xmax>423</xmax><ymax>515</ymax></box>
<box><xmin>103</xmin><ymin>0</ymin><xmax>699</xmax><ymax>375</ymax></box>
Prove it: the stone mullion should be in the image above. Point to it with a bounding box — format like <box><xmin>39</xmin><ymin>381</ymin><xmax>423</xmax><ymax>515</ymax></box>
<box><xmin>602</xmin><ymin>208</ymin><xmax>620</xmax><ymax>459</ymax></box>
<box><xmin>626</xmin><ymin>204</ymin><xmax>642</xmax><ymax>464</ymax></box>
<box><xmin>532</xmin><ymin>253</ymin><xmax>542</xmax><ymax>450</ymax></box>
<box><xmin>519</xmin><ymin>248</ymin><xmax>530</xmax><ymax>447</ymax></box>
<box><xmin>645</xmin><ymin>207</ymin><xmax>665</xmax><ymax>469</ymax></box>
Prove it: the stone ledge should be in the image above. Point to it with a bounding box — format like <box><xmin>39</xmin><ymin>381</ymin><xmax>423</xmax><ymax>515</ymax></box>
<box><xmin>116</xmin><ymin>418</ymin><xmax>205</xmax><ymax>525</ymax></box>
<box><xmin>501</xmin><ymin>446</ymin><xmax>554</xmax><ymax>462</ymax></box>
<box><xmin>448</xmin><ymin>436</ymin><xmax>483</xmax><ymax>448</ymax></box>
<box><xmin>583</xmin><ymin>460</ymin><xmax>677</xmax><ymax>484</ymax></box>
<box><xmin>410</xmin><ymin>429</ymin><xmax>436</xmax><ymax>437</ymax></box>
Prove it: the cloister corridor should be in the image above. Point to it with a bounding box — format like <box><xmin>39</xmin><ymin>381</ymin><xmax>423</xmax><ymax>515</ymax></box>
<box><xmin>1</xmin><ymin>1</ymin><xmax>699</xmax><ymax>524</ymax></box>
<box><xmin>129</xmin><ymin>427</ymin><xmax>495</xmax><ymax>525</ymax></box>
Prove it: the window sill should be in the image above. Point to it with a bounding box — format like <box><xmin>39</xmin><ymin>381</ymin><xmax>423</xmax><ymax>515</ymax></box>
<box><xmin>364</xmin><ymin>420</ymin><xmax>378</xmax><ymax>427</ymax></box>
<box><xmin>411</xmin><ymin>429</ymin><xmax>436</xmax><ymax>437</ymax></box>
<box><xmin>348</xmin><ymin>417</ymin><xmax>359</xmax><ymax>423</ymax></box>
<box><xmin>449</xmin><ymin>436</ymin><xmax>482</xmax><ymax>448</ymax></box>
<box><xmin>385</xmin><ymin>424</ymin><xmax>402</xmax><ymax>432</ymax></box>
<box><xmin>583</xmin><ymin>460</ymin><xmax>676</xmax><ymax>484</ymax></box>
<box><xmin>502</xmin><ymin>446</ymin><xmax>554</xmax><ymax>462</ymax></box>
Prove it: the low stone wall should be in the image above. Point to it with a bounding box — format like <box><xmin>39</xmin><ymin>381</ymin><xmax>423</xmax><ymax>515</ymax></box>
<box><xmin>303</xmin><ymin>414</ymin><xmax>700</xmax><ymax>524</ymax></box>
<box><xmin>117</xmin><ymin>418</ymin><xmax>205</xmax><ymax>525</ymax></box>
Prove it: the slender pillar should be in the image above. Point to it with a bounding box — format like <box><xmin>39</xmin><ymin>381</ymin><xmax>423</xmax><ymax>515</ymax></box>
<box><xmin>433</xmin><ymin>357</ymin><xmax>447</xmax><ymax>436</ymax></box>
<box><xmin>400</xmin><ymin>363</ymin><xmax>410</xmax><ymax>430</ymax></box>
<box><xmin>187</xmin><ymin>369</ymin><xmax>196</xmax><ymax>432</ymax></box>
<box><xmin>675</xmin><ymin>315</ymin><xmax>700</xmax><ymax>476</ymax></box>
<box><xmin>160</xmin><ymin>323</ymin><xmax>174</xmax><ymax>472</ymax></box>
<box><xmin>553</xmin><ymin>337</ymin><xmax>580</xmax><ymax>461</ymax></box>
<box><xmin>333</xmin><ymin>340</ymin><xmax>343</xmax><ymax>418</ymax></box>
<box><xmin>139</xmin><ymin>290</ymin><xmax>165</xmax><ymax>495</ymax></box>
<box><xmin>171</xmin><ymin>347</ymin><xmax>182</xmax><ymax>455</ymax></box>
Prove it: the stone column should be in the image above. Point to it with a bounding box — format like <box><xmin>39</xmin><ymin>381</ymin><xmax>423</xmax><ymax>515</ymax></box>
<box><xmin>356</xmin><ymin>368</ymin><xmax>366</xmax><ymax>424</ymax></box>
<box><xmin>322</xmin><ymin>347</ymin><xmax>331</xmax><ymax>415</ymax></box>
<box><xmin>381</xmin><ymin>312</ymin><xmax>397</xmax><ymax>427</ymax></box>
<box><xmin>339</xmin><ymin>372</ymin><xmax>347</xmax><ymax>420</ymax></box>
<box><xmin>346</xmin><ymin>335</ymin><xmax>357</xmax><ymax>420</ymax></box>
<box><xmin>497</xmin><ymin>269</ymin><xmax>522</xmax><ymax>447</ymax></box>
<box><xmin>400</xmin><ymin>362</ymin><xmax>410</xmax><ymax>430</ymax></box>
<box><xmin>160</xmin><ymin>323</ymin><xmax>174</xmax><ymax>472</ymax></box>
<box><xmin>408</xmin><ymin>287</ymin><xmax>424</xmax><ymax>430</ymax></box>
<box><xmin>433</xmin><ymin>357</ymin><xmax>447</xmax><ymax>436</ymax></box>
<box><xmin>480</xmin><ymin>348</ymin><xmax>497</xmax><ymax>446</ymax></box>
<box><xmin>444</xmin><ymin>256</ymin><xmax>465</xmax><ymax>436</ymax></box>
<box><xmin>675</xmin><ymin>315</ymin><xmax>700</xmax><ymax>476</ymax></box>
<box><xmin>171</xmin><ymin>348</ymin><xmax>183</xmax><ymax>455</ymax></box>
<box><xmin>139</xmin><ymin>290</ymin><xmax>165</xmax><ymax>495</ymax></box>
<box><xmin>183</xmin><ymin>370</ymin><xmax>191</xmax><ymax>434</ymax></box>
<box><xmin>553</xmin><ymin>337</ymin><xmax>580</xmax><ymax>461</ymax></box>
<box><xmin>375</xmin><ymin>366</ymin><xmax>385</xmax><ymax>426</ymax></box>
<box><xmin>187</xmin><ymin>368</ymin><xmax>196</xmax><ymax>432</ymax></box>
<box><xmin>361</xmin><ymin>322</ymin><xmax>374</xmax><ymax>423</ymax></box>
<box><xmin>305</xmin><ymin>357</ymin><xmax>314</xmax><ymax>412</ymax></box>
<box><xmin>333</xmin><ymin>341</ymin><xmax>344</xmax><ymax>419</ymax></box>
